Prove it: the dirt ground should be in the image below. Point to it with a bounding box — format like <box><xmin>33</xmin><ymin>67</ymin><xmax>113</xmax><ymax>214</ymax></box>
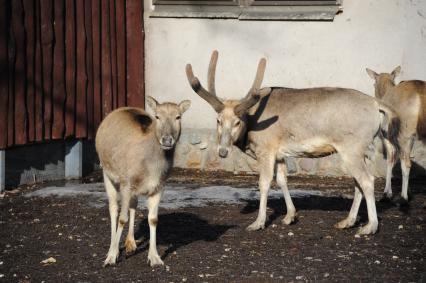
<box><xmin>0</xmin><ymin>168</ymin><xmax>425</xmax><ymax>282</ymax></box>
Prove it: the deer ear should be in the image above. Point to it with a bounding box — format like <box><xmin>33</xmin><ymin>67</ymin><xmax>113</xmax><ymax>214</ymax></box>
<box><xmin>391</xmin><ymin>66</ymin><xmax>401</xmax><ymax>80</ymax></box>
<box><xmin>179</xmin><ymin>100</ymin><xmax>191</xmax><ymax>114</ymax></box>
<box><xmin>146</xmin><ymin>96</ymin><xmax>158</xmax><ymax>111</ymax></box>
<box><xmin>366</xmin><ymin>68</ymin><xmax>378</xmax><ymax>81</ymax></box>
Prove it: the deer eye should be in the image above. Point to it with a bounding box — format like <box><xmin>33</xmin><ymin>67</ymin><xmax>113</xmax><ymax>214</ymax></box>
<box><xmin>234</xmin><ymin>120</ymin><xmax>241</xmax><ymax>127</ymax></box>
<box><xmin>155</xmin><ymin>115</ymin><xmax>160</xmax><ymax>120</ymax></box>
<box><xmin>176</xmin><ymin>115</ymin><xmax>181</xmax><ymax>120</ymax></box>
<box><xmin>217</xmin><ymin>118</ymin><xmax>221</xmax><ymax>125</ymax></box>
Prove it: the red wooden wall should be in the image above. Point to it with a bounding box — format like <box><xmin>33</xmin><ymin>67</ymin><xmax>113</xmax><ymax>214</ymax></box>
<box><xmin>0</xmin><ymin>0</ymin><xmax>145</xmax><ymax>149</ymax></box>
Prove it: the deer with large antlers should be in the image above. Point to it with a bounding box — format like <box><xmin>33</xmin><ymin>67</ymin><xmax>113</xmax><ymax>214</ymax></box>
<box><xmin>366</xmin><ymin>66</ymin><xmax>426</xmax><ymax>203</ymax></box>
<box><xmin>186</xmin><ymin>51</ymin><xmax>400</xmax><ymax>235</ymax></box>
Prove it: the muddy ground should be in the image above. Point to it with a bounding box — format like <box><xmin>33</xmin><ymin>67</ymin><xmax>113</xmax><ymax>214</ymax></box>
<box><xmin>0</xmin><ymin>168</ymin><xmax>425</xmax><ymax>282</ymax></box>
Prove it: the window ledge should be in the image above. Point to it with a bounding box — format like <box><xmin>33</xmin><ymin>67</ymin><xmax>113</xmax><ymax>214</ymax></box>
<box><xmin>150</xmin><ymin>5</ymin><xmax>341</xmax><ymax>21</ymax></box>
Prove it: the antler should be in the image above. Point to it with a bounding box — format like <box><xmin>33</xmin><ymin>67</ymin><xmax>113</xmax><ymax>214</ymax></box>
<box><xmin>251</xmin><ymin>58</ymin><xmax>266</xmax><ymax>91</ymax></box>
<box><xmin>234</xmin><ymin>58</ymin><xmax>268</xmax><ymax>116</ymax></box>
<box><xmin>185</xmin><ymin>52</ymin><xmax>224</xmax><ymax>113</ymax></box>
<box><xmin>208</xmin><ymin>50</ymin><xmax>218</xmax><ymax>96</ymax></box>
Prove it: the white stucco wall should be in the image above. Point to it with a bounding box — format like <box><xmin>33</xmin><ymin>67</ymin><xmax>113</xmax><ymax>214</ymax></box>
<box><xmin>144</xmin><ymin>0</ymin><xmax>426</xmax><ymax>130</ymax></box>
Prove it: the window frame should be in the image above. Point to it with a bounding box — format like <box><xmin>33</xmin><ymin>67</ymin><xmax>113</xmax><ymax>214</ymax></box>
<box><xmin>150</xmin><ymin>0</ymin><xmax>343</xmax><ymax>21</ymax></box>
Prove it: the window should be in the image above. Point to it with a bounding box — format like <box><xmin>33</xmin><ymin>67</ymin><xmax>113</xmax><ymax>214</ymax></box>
<box><xmin>151</xmin><ymin>0</ymin><xmax>343</xmax><ymax>21</ymax></box>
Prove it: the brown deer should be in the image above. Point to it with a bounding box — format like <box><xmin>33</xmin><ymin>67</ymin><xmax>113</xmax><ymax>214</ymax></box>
<box><xmin>96</xmin><ymin>97</ymin><xmax>191</xmax><ymax>266</ymax></box>
<box><xmin>186</xmin><ymin>51</ymin><xmax>400</xmax><ymax>235</ymax></box>
<box><xmin>366</xmin><ymin>66</ymin><xmax>426</xmax><ymax>203</ymax></box>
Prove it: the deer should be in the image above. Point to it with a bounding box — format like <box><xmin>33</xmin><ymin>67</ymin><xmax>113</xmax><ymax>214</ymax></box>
<box><xmin>95</xmin><ymin>97</ymin><xmax>191</xmax><ymax>267</ymax></box>
<box><xmin>366</xmin><ymin>66</ymin><xmax>426</xmax><ymax>203</ymax></box>
<box><xmin>186</xmin><ymin>51</ymin><xmax>400</xmax><ymax>235</ymax></box>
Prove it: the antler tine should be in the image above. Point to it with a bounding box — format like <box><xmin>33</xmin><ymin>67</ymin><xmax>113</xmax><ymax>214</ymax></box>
<box><xmin>251</xmin><ymin>58</ymin><xmax>266</xmax><ymax>91</ymax></box>
<box><xmin>208</xmin><ymin>50</ymin><xmax>219</xmax><ymax>96</ymax></box>
<box><xmin>185</xmin><ymin>63</ymin><xmax>224</xmax><ymax>113</ymax></box>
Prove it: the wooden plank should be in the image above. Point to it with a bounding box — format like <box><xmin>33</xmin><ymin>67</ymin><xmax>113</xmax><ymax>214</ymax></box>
<box><xmin>65</xmin><ymin>0</ymin><xmax>76</xmax><ymax>137</ymax></box>
<box><xmin>84</xmin><ymin>0</ymin><xmax>94</xmax><ymax>139</ymax></box>
<box><xmin>75</xmin><ymin>0</ymin><xmax>87</xmax><ymax>138</ymax></box>
<box><xmin>101</xmin><ymin>0</ymin><xmax>112</xmax><ymax>116</ymax></box>
<box><xmin>91</xmin><ymin>0</ymin><xmax>102</xmax><ymax>131</ymax></box>
<box><xmin>34</xmin><ymin>0</ymin><xmax>43</xmax><ymax>141</ymax></box>
<box><xmin>126</xmin><ymin>0</ymin><xmax>144</xmax><ymax>107</ymax></box>
<box><xmin>12</xmin><ymin>0</ymin><xmax>27</xmax><ymax>145</ymax></box>
<box><xmin>116</xmin><ymin>0</ymin><xmax>126</xmax><ymax>108</ymax></box>
<box><xmin>52</xmin><ymin>0</ymin><xmax>66</xmax><ymax>139</ymax></box>
<box><xmin>23</xmin><ymin>0</ymin><xmax>36</xmax><ymax>142</ymax></box>
<box><xmin>7</xmin><ymin>2</ymin><xmax>16</xmax><ymax>147</ymax></box>
<box><xmin>0</xmin><ymin>0</ymin><xmax>9</xmax><ymax>148</ymax></box>
<box><xmin>109</xmin><ymin>0</ymin><xmax>118</xmax><ymax>110</ymax></box>
<box><xmin>40</xmin><ymin>0</ymin><xmax>54</xmax><ymax>140</ymax></box>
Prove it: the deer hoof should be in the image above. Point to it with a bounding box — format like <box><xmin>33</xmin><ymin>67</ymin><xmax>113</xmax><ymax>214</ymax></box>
<box><xmin>335</xmin><ymin>217</ymin><xmax>356</xmax><ymax>229</ymax></box>
<box><xmin>282</xmin><ymin>213</ymin><xmax>296</xmax><ymax>225</ymax></box>
<box><xmin>103</xmin><ymin>251</ymin><xmax>119</xmax><ymax>267</ymax></box>
<box><xmin>148</xmin><ymin>253</ymin><xmax>164</xmax><ymax>267</ymax></box>
<box><xmin>246</xmin><ymin>220</ymin><xmax>265</xmax><ymax>231</ymax></box>
<box><xmin>356</xmin><ymin>222</ymin><xmax>378</xmax><ymax>235</ymax></box>
<box><xmin>125</xmin><ymin>237</ymin><xmax>137</xmax><ymax>254</ymax></box>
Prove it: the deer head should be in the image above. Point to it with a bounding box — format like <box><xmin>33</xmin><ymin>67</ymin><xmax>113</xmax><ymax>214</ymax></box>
<box><xmin>366</xmin><ymin>66</ymin><xmax>401</xmax><ymax>99</ymax></box>
<box><xmin>186</xmin><ymin>51</ymin><xmax>271</xmax><ymax>158</ymax></box>
<box><xmin>146</xmin><ymin>96</ymin><xmax>191</xmax><ymax>150</ymax></box>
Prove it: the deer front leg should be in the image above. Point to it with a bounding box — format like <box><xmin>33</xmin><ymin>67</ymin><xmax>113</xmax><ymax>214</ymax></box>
<box><xmin>276</xmin><ymin>162</ymin><xmax>297</xmax><ymax>225</ymax></box>
<box><xmin>147</xmin><ymin>190</ymin><xmax>164</xmax><ymax>266</ymax></box>
<box><xmin>247</xmin><ymin>154</ymin><xmax>275</xmax><ymax>231</ymax></box>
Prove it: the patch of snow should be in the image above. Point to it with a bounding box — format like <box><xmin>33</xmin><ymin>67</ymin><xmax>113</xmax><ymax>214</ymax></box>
<box><xmin>25</xmin><ymin>183</ymin><xmax>322</xmax><ymax>209</ymax></box>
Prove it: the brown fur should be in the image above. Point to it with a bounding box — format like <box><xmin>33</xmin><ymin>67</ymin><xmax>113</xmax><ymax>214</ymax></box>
<box><xmin>367</xmin><ymin>67</ymin><xmax>425</xmax><ymax>201</ymax></box>
<box><xmin>187</xmin><ymin>51</ymin><xmax>400</xmax><ymax>235</ymax></box>
<box><xmin>411</xmin><ymin>80</ymin><xmax>426</xmax><ymax>140</ymax></box>
<box><xmin>97</xmin><ymin>98</ymin><xmax>190</xmax><ymax>267</ymax></box>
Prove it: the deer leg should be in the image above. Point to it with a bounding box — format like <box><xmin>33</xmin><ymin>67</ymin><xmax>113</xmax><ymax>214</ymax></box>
<box><xmin>103</xmin><ymin>172</ymin><xmax>119</xmax><ymax>266</ymax></box>
<box><xmin>276</xmin><ymin>161</ymin><xmax>297</xmax><ymax>225</ymax></box>
<box><xmin>125</xmin><ymin>196</ymin><xmax>138</xmax><ymax>254</ymax></box>
<box><xmin>147</xmin><ymin>190</ymin><xmax>164</xmax><ymax>266</ymax></box>
<box><xmin>400</xmin><ymin>137</ymin><xmax>414</xmax><ymax>203</ymax></box>
<box><xmin>247</xmin><ymin>154</ymin><xmax>275</xmax><ymax>231</ymax></box>
<box><xmin>382</xmin><ymin>139</ymin><xmax>396</xmax><ymax>200</ymax></box>
<box><xmin>104</xmin><ymin>184</ymin><xmax>131</xmax><ymax>266</ymax></box>
<box><xmin>339</xmin><ymin>152</ymin><xmax>378</xmax><ymax>235</ymax></box>
<box><xmin>335</xmin><ymin>185</ymin><xmax>363</xmax><ymax>229</ymax></box>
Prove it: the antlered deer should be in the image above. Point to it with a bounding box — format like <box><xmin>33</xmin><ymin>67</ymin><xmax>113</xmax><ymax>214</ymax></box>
<box><xmin>366</xmin><ymin>67</ymin><xmax>426</xmax><ymax>203</ymax></box>
<box><xmin>186</xmin><ymin>51</ymin><xmax>400</xmax><ymax>235</ymax></box>
<box><xmin>96</xmin><ymin>97</ymin><xmax>191</xmax><ymax>266</ymax></box>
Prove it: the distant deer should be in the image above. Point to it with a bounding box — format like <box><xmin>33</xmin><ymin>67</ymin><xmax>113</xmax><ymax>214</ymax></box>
<box><xmin>186</xmin><ymin>51</ymin><xmax>400</xmax><ymax>235</ymax></box>
<box><xmin>366</xmin><ymin>67</ymin><xmax>426</xmax><ymax>203</ymax></box>
<box><xmin>96</xmin><ymin>97</ymin><xmax>191</xmax><ymax>266</ymax></box>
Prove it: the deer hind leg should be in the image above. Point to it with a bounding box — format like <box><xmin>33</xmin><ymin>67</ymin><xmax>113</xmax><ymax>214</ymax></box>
<box><xmin>247</xmin><ymin>154</ymin><xmax>275</xmax><ymax>231</ymax></box>
<box><xmin>147</xmin><ymin>190</ymin><xmax>164</xmax><ymax>266</ymax></box>
<box><xmin>339</xmin><ymin>152</ymin><xmax>378</xmax><ymax>235</ymax></box>
<box><xmin>382</xmin><ymin>138</ymin><xmax>397</xmax><ymax>200</ymax></box>
<box><xmin>335</xmin><ymin>184</ymin><xmax>363</xmax><ymax>229</ymax></box>
<box><xmin>103</xmin><ymin>172</ymin><xmax>119</xmax><ymax>266</ymax></box>
<box><xmin>104</xmin><ymin>183</ymin><xmax>131</xmax><ymax>266</ymax></box>
<box><xmin>400</xmin><ymin>136</ymin><xmax>415</xmax><ymax>203</ymax></box>
<box><xmin>276</xmin><ymin>161</ymin><xmax>297</xmax><ymax>225</ymax></box>
<box><xmin>124</xmin><ymin>196</ymin><xmax>138</xmax><ymax>254</ymax></box>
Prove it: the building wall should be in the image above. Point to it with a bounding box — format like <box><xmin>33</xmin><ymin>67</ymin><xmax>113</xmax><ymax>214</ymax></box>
<box><xmin>144</xmin><ymin>0</ymin><xmax>426</xmax><ymax>176</ymax></box>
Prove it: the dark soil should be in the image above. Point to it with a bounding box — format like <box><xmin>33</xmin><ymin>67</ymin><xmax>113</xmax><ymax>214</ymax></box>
<box><xmin>1</xmin><ymin>169</ymin><xmax>425</xmax><ymax>282</ymax></box>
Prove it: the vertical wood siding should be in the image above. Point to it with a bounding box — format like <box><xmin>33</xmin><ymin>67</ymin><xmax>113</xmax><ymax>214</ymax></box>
<box><xmin>0</xmin><ymin>0</ymin><xmax>145</xmax><ymax>149</ymax></box>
